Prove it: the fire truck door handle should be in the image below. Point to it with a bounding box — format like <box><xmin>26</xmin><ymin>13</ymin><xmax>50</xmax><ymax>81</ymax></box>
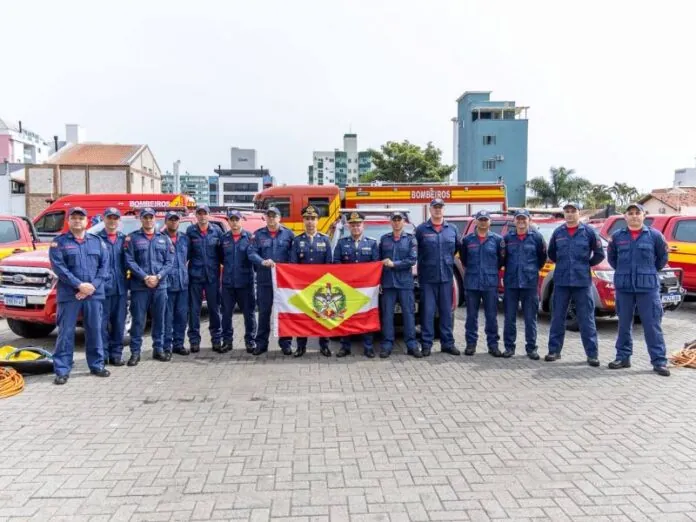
<box><xmin>669</xmin><ymin>246</ymin><xmax>678</xmax><ymax>252</ymax></box>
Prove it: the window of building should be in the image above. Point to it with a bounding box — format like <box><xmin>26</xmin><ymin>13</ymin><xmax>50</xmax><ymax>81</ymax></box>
<box><xmin>674</xmin><ymin>219</ymin><xmax>696</xmax><ymax>243</ymax></box>
<box><xmin>483</xmin><ymin>160</ymin><xmax>496</xmax><ymax>170</ymax></box>
<box><xmin>222</xmin><ymin>182</ymin><xmax>258</xmax><ymax>192</ymax></box>
<box><xmin>262</xmin><ymin>197</ymin><xmax>291</xmax><ymax>218</ymax></box>
<box><xmin>34</xmin><ymin>211</ymin><xmax>65</xmax><ymax>234</ymax></box>
<box><xmin>10</xmin><ymin>181</ymin><xmax>25</xmax><ymax>194</ymax></box>
<box><xmin>150</xmin><ymin>179</ymin><xmax>154</xmax><ymax>190</ymax></box>
<box><xmin>224</xmin><ymin>194</ymin><xmax>255</xmax><ymax>203</ymax></box>
<box><xmin>483</xmin><ymin>135</ymin><xmax>496</xmax><ymax>146</ymax></box>
<box><xmin>0</xmin><ymin>221</ymin><xmax>20</xmax><ymax>244</ymax></box>
<box><xmin>307</xmin><ymin>197</ymin><xmax>330</xmax><ymax>218</ymax></box>
<box><xmin>329</xmin><ymin>158</ymin><xmax>334</xmax><ymax>163</ymax></box>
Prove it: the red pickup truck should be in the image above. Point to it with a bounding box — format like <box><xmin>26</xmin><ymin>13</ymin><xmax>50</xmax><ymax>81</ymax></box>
<box><xmin>599</xmin><ymin>215</ymin><xmax>696</xmax><ymax>295</ymax></box>
<box><xmin>461</xmin><ymin>215</ymin><xmax>685</xmax><ymax>330</ymax></box>
<box><xmin>0</xmin><ymin>212</ymin><xmax>265</xmax><ymax>339</ymax></box>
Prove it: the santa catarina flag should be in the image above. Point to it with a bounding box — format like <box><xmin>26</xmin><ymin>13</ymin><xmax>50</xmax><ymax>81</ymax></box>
<box><xmin>272</xmin><ymin>262</ymin><xmax>383</xmax><ymax>337</ymax></box>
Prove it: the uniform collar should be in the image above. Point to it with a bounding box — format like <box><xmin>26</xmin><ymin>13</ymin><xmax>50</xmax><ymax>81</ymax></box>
<box><xmin>139</xmin><ymin>228</ymin><xmax>160</xmax><ymax>236</ymax></box>
<box><xmin>428</xmin><ymin>219</ymin><xmax>447</xmax><ymax>229</ymax></box>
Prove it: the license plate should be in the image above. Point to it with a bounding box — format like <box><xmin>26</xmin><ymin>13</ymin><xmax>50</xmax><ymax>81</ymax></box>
<box><xmin>5</xmin><ymin>295</ymin><xmax>27</xmax><ymax>307</ymax></box>
<box><xmin>661</xmin><ymin>293</ymin><xmax>681</xmax><ymax>304</ymax></box>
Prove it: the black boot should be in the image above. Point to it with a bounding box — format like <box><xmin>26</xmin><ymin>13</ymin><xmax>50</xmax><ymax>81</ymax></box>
<box><xmin>127</xmin><ymin>354</ymin><xmax>140</xmax><ymax>367</ymax></box>
<box><xmin>464</xmin><ymin>345</ymin><xmax>476</xmax><ymax>356</ymax></box>
<box><xmin>608</xmin><ymin>359</ymin><xmax>631</xmax><ymax>369</ymax></box>
<box><xmin>173</xmin><ymin>347</ymin><xmax>190</xmax><ymax>356</ymax></box>
<box><xmin>320</xmin><ymin>345</ymin><xmax>332</xmax><ymax>357</ymax></box>
<box><xmin>190</xmin><ymin>344</ymin><xmax>200</xmax><ymax>354</ymax></box>
<box><xmin>336</xmin><ymin>347</ymin><xmax>351</xmax><ymax>358</ymax></box>
<box><xmin>294</xmin><ymin>345</ymin><xmax>306</xmax><ymax>358</ymax></box>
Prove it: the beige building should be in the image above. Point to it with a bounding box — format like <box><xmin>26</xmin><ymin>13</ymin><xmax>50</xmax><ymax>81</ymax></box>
<box><xmin>639</xmin><ymin>187</ymin><xmax>696</xmax><ymax>216</ymax></box>
<box><xmin>24</xmin><ymin>143</ymin><xmax>162</xmax><ymax>217</ymax></box>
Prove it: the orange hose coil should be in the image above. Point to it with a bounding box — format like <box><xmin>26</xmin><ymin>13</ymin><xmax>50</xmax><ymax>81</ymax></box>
<box><xmin>669</xmin><ymin>340</ymin><xmax>696</xmax><ymax>368</ymax></box>
<box><xmin>0</xmin><ymin>367</ymin><xmax>24</xmax><ymax>398</ymax></box>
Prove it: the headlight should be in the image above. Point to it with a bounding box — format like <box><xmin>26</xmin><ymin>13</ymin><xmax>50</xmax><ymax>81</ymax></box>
<box><xmin>593</xmin><ymin>270</ymin><xmax>615</xmax><ymax>282</ymax></box>
<box><xmin>46</xmin><ymin>270</ymin><xmax>57</xmax><ymax>288</ymax></box>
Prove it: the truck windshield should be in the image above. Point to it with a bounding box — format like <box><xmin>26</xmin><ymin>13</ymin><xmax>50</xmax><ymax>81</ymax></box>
<box><xmin>535</xmin><ymin>222</ymin><xmax>608</xmax><ymax>249</ymax></box>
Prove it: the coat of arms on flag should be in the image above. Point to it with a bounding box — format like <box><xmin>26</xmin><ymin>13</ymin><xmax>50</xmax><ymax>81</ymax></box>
<box><xmin>272</xmin><ymin>262</ymin><xmax>383</xmax><ymax>337</ymax></box>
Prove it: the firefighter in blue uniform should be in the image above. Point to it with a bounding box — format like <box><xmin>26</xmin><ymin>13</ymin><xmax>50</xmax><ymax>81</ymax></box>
<box><xmin>379</xmin><ymin>211</ymin><xmax>419</xmax><ymax>358</ymax></box>
<box><xmin>607</xmin><ymin>203</ymin><xmax>671</xmax><ymax>376</ymax></box>
<box><xmin>248</xmin><ymin>207</ymin><xmax>295</xmax><ymax>355</ymax></box>
<box><xmin>163</xmin><ymin>211</ymin><xmax>190</xmax><ymax>357</ymax></box>
<box><xmin>125</xmin><ymin>208</ymin><xmax>174</xmax><ymax>364</ymax></box>
<box><xmin>187</xmin><ymin>204</ymin><xmax>223</xmax><ymax>353</ymax></box>
<box><xmin>332</xmin><ymin>211</ymin><xmax>379</xmax><ymax>358</ymax></box>
<box><xmin>460</xmin><ymin>210</ymin><xmax>506</xmax><ymax>356</ymax></box>
<box><xmin>415</xmin><ymin>198</ymin><xmax>461</xmax><ymax>356</ymax></box>
<box><xmin>97</xmin><ymin>207</ymin><xmax>128</xmax><ymax>366</ymax></box>
<box><xmin>220</xmin><ymin>209</ymin><xmax>256</xmax><ymax>353</ymax></box>
<box><xmin>546</xmin><ymin>202</ymin><xmax>605</xmax><ymax>366</ymax></box>
<box><xmin>502</xmin><ymin>209</ymin><xmax>547</xmax><ymax>359</ymax></box>
<box><xmin>49</xmin><ymin>207</ymin><xmax>110</xmax><ymax>385</ymax></box>
<box><xmin>291</xmin><ymin>205</ymin><xmax>333</xmax><ymax>357</ymax></box>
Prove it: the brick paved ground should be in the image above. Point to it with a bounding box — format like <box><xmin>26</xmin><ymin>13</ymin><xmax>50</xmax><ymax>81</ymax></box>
<box><xmin>1</xmin><ymin>303</ymin><xmax>696</xmax><ymax>521</ymax></box>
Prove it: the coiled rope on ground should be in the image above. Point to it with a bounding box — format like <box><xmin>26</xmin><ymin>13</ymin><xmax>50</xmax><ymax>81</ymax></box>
<box><xmin>0</xmin><ymin>367</ymin><xmax>24</xmax><ymax>398</ymax></box>
<box><xmin>669</xmin><ymin>339</ymin><xmax>696</xmax><ymax>368</ymax></box>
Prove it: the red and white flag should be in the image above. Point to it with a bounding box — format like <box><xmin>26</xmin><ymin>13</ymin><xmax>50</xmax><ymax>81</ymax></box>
<box><xmin>272</xmin><ymin>262</ymin><xmax>383</xmax><ymax>337</ymax></box>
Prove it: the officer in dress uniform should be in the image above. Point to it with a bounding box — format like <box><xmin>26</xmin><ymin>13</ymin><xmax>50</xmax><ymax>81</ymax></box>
<box><xmin>379</xmin><ymin>211</ymin><xmax>419</xmax><ymax>358</ymax></box>
<box><xmin>290</xmin><ymin>205</ymin><xmax>333</xmax><ymax>357</ymax></box>
<box><xmin>545</xmin><ymin>202</ymin><xmax>605</xmax><ymax>366</ymax></box>
<box><xmin>97</xmin><ymin>207</ymin><xmax>128</xmax><ymax>366</ymax></box>
<box><xmin>124</xmin><ymin>208</ymin><xmax>174</xmax><ymax>365</ymax></box>
<box><xmin>332</xmin><ymin>211</ymin><xmax>379</xmax><ymax>358</ymax></box>
<box><xmin>415</xmin><ymin>198</ymin><xmax>461</xmax><ymax>356</ymax></box>
<box><xmin>607</xmin><ymin>203</ymin><xmax>671</xmax><ymax>376</ymax></box>
<box><xmin>460</xmin><ymin>210</ymin><xmax>506</xmax><ymax>356</ymax></box>
<box><xmin>163</xmin><ymin>211</ymin><xmax>190</xmax><ymax>357</ymax></box>
<box><xmin>220</xmin><ymin>209</ymin><xmax>256</xmax><ymax>353</ymax></box>
<box><xmin>247</xmin><ymin>207</ymin><xmax>295</xmax><ymax>355</ymax></box>
<box><xmin>502</xmin><ymin>209</ymin><xmax>548</xmax><ymax>359</ymax></box>
<box><xmin>49</xmin><ymin>207</ymin><xmax>110</xmax><ymax>385</ymax></box>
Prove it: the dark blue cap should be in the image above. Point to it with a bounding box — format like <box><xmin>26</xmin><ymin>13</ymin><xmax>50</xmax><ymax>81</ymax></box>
<box><xmin>626</xmin><ymin>202</ymin><xmax>645</xmax><ymax>213</ymax></box>
<box><xmin>430</xmin><ymin>198</ymin><xmax>445</xmax><ymax>207</ymax></box>
<box><xmin>103</xmin><ymin>207</ymin><xmax>120</xmax><ymax>218</ymax></box>
<box><xmin>265</xmin><ymin>207</ymin><xmax>280</xmax><ymax>216</ymax></box>
<box><xmin>165</xmin><ymin>210</ymin><xmax>180</xmax><ymax>220</ymax></box>
<box><xmin>475</xmin><ymin>210</ymin><xmax>491</xmax><ymax>220</ymax></box>
<box><xmin>68</xmin><ymin>207</ymin><xmax>87</xmax><ymax>217</ymax></box>
<box><xmin>514</xmin><ymin>209</ymin><xmax>530</xmax><ymax>218</ymax></box>
<box><xmin>195</xmin><ymin>204</ymin><xmax>210</xmax><ymax>214</ymax></box>
<box><xmin>563</xmin><ymin>202</ymin><xmax>579</xmax><ymax>210</ymax></box>
<box><xmin>227</xmin><ymin>209</ymin><xmax>242</xmax><ymax>219</ymax></box>
<box><xmin>140</xmin><ymin>207</ymin><xmax>155</xmax><ymax>218</ymax></box>
<box><xmin>390</xmin><ymin>211</ymin><xmax>405</xmax><ymax>220</ymax></box>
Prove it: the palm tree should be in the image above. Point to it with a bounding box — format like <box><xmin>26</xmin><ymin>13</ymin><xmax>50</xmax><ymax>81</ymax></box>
<box><xmin>610</xmin><ymin>182</ymin><xmax>640</xmax><ymax>209</ymax></box>
<box><xmin>582</xmin><ymin>184</ymin><xmax>614</xmax><ymax>209</ymax></box>
<box><xmin>526</xmin><ymin>167</ymin><xmax>592</xmax><ymax>208</ymax></box>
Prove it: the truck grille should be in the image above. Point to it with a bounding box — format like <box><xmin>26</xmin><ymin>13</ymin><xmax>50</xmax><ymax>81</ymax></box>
<box><xmin>0</xmin><ymin>266</ymin><xmax>54</xmax><ymax>290</ymax></box>
<box><xmin>659</xmin><ymin>270</ymin><xmax>681</xmax><ymax>294</ymax></box>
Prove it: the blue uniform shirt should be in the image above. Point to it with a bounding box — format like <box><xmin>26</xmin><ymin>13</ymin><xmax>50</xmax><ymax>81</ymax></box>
<box><xmin>459</xmin><ymin>232</ymin><xmax>506</xmax><ymax>290</ymax></box>
<box><xmin>97</xmin><ymin>229</ymin><xmax>128</xmax><ymax>296</ymax></box>
<box><xmin>221</xmin><ymin>230</ymin><xmax>254</xmax><ymax>288</ymax></box>
<box><xmin>187</xmin><ymin>224</ymin><xmax>223</xmax><ymax>283</ymax></box>
<box><xmin>333</xmin><ymin>235</ymin><xmax>379</xmax><ymax>264</ymax></box>
<box><xmin>290</xmin><ymin>232</ymin><xmax>332</xmax><ymax>264</ymax></box>
<box><xmin>248</xmin><ymin>225</ymin><xmax>295</xmax><ymax>286</ymax></box>
<box><xmin>124</xmin><ymin>229</ymin><xmax>175</xmax><ymax>292</ymax></box>
<box><xmin>49</xmin><ymin>232</ymin><xmax>109</xmax><ymax>303</ymax></box>
<box><xmin>379</xmin><ymin>232</ymin><xmax>417</xmax><ymax>289</ymax></box>
<box><xmin>503</xmin><ymin>229</ymin><xmax>547</xmax><ymax>289</ymax></box>
<box><xmin>548</xmin><ymin>223</ymin><xmax>605</xmax><ymax>287</ymax></box>
<box><xmin>608</xmin><ymin>226</ymin><xmax>669</xmax><ymax>292</ymax></box>
<box><xmin>165</xmin><ymin>231</ymin><xmax>189</xmax><ymax>292</ymax></box>
<box><xmin>415</xmin><ymin>220</ymin><xmax>461</xmax><ymax>284</ymax></box>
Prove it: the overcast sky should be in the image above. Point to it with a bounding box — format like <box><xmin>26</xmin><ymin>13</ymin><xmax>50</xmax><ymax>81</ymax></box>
<box><xmin>4</xmin><ymin>0</ymin><xmax>695</xmax><ymax>192</ymax></box>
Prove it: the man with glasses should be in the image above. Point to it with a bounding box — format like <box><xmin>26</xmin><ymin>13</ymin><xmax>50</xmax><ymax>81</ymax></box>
<box><xmin>415</xmin><ymin>198</ymin><xmax>461</xmax><ymax>356</ymax></box>
<box><xmin>546</xmin><ymin>202</ymin><xmax>605</xmax><ymax>366</ymax></box>
<box><xmin>379</xmin><ymin>211</ymin><xmax>419</xmax><ymax>358</ymax></box>
<box><xmin>290</xmin><ymin>205</ymin><xmax>333</xmax><ymax>357</ymax></box>
<box><xmin>248</xmin><ymin>207</ymin><xmax>295</xmax><ymax>355</ymax></box>
<box><xmin>332</xmin><ymin>211</ymin><xmax>379</xmax><ymax>358</ymax></box>
<box><xmin>187</xmin><ymin>204</ymin><xmax>223</xmax><ymax>353</ymax></box>
<box><xmin>124</xmin><ymin>208</ymin><xmax>174</xmax><ymax>365</ymax></box>
<box><xmin>163</xmin><ymin>211</ymin><xmax>190</xmax><ymax>357</ymax></box>
<box><xmin>220</xmin><ymin>209</ymin><xmax>256</xmax><ymax>353</ymax></box>
<box><xmin>49</xmin><ymin>207</ymin><xmax>110</xmax><ymax>385</ymax></box>
<box><xmin>607</xmin><ymin>203</ymin><xmax>671</xmax><ymax>376</ymax></box>
<box><xmin>97</xmin><ymin>207</ymin><xmax>128</xmax><ymax>366</ymax></box>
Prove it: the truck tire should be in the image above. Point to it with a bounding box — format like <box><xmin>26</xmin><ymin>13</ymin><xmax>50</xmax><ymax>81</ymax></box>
<box><xmin>7</xmin><ymin>319</ymin><xmax>55</xmax><ymax>339</ymax></box>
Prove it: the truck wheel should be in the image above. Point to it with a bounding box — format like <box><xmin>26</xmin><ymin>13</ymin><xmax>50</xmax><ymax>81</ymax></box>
<box><xmin>7</xmin><ymin>319</ymin><xmax>55</xmax><ymax>339</ymax></box>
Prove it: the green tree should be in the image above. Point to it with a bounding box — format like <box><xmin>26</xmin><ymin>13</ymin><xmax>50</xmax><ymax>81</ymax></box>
<box><xmin>361</xmin><ymin>141</ymin><xmax>455</xmax><ymax>183</ymax></box>
<box><xmin>526</xmin><ymin>167</ymin><xmax>592</xmax><ymax>207</ymax></box>
<box><xmin>609</xmin><ymin>182</ymin><xmax>641</xmax><ymax>209</ymax></box>
<box><xmin>582</xmin><ymin>184</ymin><xmax>614</xmax><ymax>209</ymax></box>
